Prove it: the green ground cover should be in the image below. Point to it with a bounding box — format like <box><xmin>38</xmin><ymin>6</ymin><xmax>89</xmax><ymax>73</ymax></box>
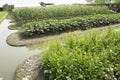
<box><xmin>40</xmin><ymin>28</ymin><xmax>120</xmax><ymax>80</ymax></box>
<box><xmin>0</xmin><ymin>12</ymin><xmax>8</xmax><ymax>23</ymax></box>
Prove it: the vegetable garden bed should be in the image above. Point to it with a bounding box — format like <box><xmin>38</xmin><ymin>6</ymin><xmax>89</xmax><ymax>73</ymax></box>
<box><xmin>23</xmin><ymin>13</ymin><xmax>120</xmax><ymax>36</ymax></box>
<box><xmin>12</xmin><ymin>5</ymin><xmax>113</xmax><ymax>22</ymax></box>
<box><xmin>41</xmin><ymin>28</ymin><xmax>120</xmax><ymax>80</ymax></box>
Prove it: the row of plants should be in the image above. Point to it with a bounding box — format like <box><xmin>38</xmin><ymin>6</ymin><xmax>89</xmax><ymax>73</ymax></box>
<box><xmin>40</xmin><ymin>28</ymin><xmax>120</xmax><ymax>80</ymax></box>
<box><xmin>23</xmin><ymin>13</ymin><xmax>120</xmax><ymax>36</ymax></box>
<box><xmin>12</xmin><ymin>5</ymin><xmax>114</xmax><ymax>22</ymax></box>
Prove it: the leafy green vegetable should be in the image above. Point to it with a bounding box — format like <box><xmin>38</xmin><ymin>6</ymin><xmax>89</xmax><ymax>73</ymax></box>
<box><xmin>40</xmin><ymin>28</ymin><xmax>120</xmax><ymax>80</ymax></box>
<box><xmin>23</xmin><ymin>13</ymin><xmax>120</xmax><ymax>36</ymax></box>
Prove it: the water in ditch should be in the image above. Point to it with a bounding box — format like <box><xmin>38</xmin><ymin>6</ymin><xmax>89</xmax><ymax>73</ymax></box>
<box><xmin>0</xmin><ymin>19</ymin><xmax>41</xmax><ymax>80</ymax></box>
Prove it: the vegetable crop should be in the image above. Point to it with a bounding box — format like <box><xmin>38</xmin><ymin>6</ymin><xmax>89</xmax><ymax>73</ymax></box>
<box><xmin>41</xmin><ymin>28</ymin><xmax>120</xmax><ymax>80</ymax></box>
<box><xmin>12</xmin><ymin>5</ymin><xmax>113</xmax><ymax>22</ymax></box>
<box><xmin>23</xmin><ymin>13</ymin><xmax>120</xmax><ymax>36</ymax></box>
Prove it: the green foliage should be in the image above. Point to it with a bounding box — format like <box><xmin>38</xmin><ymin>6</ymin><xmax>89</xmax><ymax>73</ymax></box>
<box><xmin>94</xmin><ymin>0</ymin><xmax>106</xmax><ymax>4</ymax></box>
<box><xmin>85</xmin><ymin>3</ymin><xmax>120</xmax><ymax>11</ymax></box>
<box><xmin>40</xmin><ymin>29</ymin><xmax>120</xmax><ymax>80</ymax></box>
<box><xmin>115</xmin><ymin>0</ymin><xmax>120</xmax><ymax>3</ymax></box>
<box><xmin>12</xmin><ymin>5</ymin><xmax>113</xmax><ymax>22</ymax></box>
<box><xmin>3</xmin><ymin>4</ymin><xmax>14</xmax><ymax>12</ymax></box>
<box><xmin>23</xmin><ymin>13</ymin><xmax>120</xmax><ymax>36</ymax></box>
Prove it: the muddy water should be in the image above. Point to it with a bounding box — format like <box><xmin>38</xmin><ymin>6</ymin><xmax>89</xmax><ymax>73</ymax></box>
<box><xmin>0</xmin><ymin>19</ymin><xmax>41</xmax><ymax>80</ymax></box>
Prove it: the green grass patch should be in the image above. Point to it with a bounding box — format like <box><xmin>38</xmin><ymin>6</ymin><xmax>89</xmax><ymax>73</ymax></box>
<box><xmin>40</xmin><ymin>28</ymin><xmax>120</xmax><ymax>80</ymax></box>
<box><xmin>0</xmin><ymin>12</ymin><xmax>8</xmax><ymax>23</ymax></box>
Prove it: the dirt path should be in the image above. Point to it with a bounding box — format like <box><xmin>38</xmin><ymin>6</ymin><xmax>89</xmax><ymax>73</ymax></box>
<box><xmin>7</xmin><ymin>23</ymin><xmax>120</xmax><ymax>47</ymax></box>
<box><xmin>14</xmin><ymin>53</ymin><xmax>45</xmax><ymax>80</ymax></box>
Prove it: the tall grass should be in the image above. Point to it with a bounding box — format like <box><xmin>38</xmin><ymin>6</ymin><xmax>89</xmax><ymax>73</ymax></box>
<box><xmin>40</xmin><ymin>28</ymin><xmax>120</xmax><ymax>80</ymax></box>
<box><xmin>12</xmin><ymin>5</ymin><xmax>113</xmax><ymax>22</ymax></box>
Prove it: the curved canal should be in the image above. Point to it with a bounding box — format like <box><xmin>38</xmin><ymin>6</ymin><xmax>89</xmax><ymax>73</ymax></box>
<box><xmin>0</xmin><ymin>19</ymin><xmax>41</xmax><ymax>80</ymax></box>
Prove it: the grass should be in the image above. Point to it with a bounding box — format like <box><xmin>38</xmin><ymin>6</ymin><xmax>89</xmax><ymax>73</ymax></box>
<box><xmin>0</xmin><ymin>12</ymin><xmax>8</xmax><ymax>23</ymax></box>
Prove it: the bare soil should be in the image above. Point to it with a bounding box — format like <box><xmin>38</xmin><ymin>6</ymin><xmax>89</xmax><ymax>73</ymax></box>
<box><xmin>7</xmin><ymin>24</ymin><xmax>120</xmax><ymax>47</ymax></box>
<box><xmin>14</xmin><ymin>53</ymin><xmax>46</xmax><ymax>80</ymax></box>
